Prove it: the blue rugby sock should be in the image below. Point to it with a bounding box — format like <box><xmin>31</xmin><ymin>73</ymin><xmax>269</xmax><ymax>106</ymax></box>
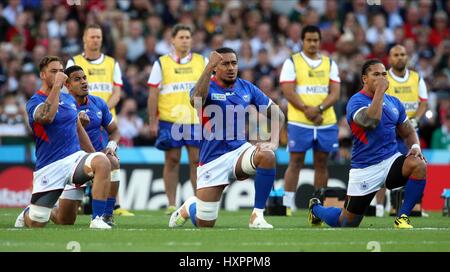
<box><xmin>254</xmin><ymin>168</ymin><xmax>276</xmax><ymax>209</ymax></box>
<box><xmin>104</xmin><ymin>197</ymin><xmax>116</xmax><ymax>216</ymax></box>
<box><xmin>398</xmin><ymin>177</ymin><xmax>426</xmax><ymax>216</ymax></box>
<box><xmin>312</xmin><ymin>205</ymin><xmax>342</xmax><ymax>227</ymax></box>
<box><xmin>188</xmin><ymin>202</ymin><xmax>197</xmax><ymax>227</ymax></box>
<box><xmin>92</xmin><ymin>199</ymin><xmax>107</xmax><ymax>219</ymax></box>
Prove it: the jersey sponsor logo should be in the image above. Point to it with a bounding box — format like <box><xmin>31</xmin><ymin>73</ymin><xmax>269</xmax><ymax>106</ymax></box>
<box><xmin>174</xmin><ymin>67</ymin><xmax>193</xmax><ymax>74</ymax></box>
<box><xmin>212</xmin><ymin>93</ymin><xmax>226</xmax><ymax>101</ymax></box>
<box><xmin>160</xmin><ymin>82</ymin><xmax>196</xmax><ymax>94</ymax></box>
<box><xmin>296</xmin><ymin>85</ymin><xmax>329</xmax><ymax>95</ymax></box>
<box><xmin>393</xmin><ymin>86</ymin><xmax>412</xmax><ymax>94</ymax></box>
<box><xmin>87</xmin><ymin>68</ymin><xmax>106</xmax><ymax>76</ymax></box>
<box><xmin>0</xmin><ymin>166</ymin><xmax>33</xmax><ymax>207</ymax></box>
<box><xmin>308</xmin><ymin>70</ymin><xmax>325</xmax><ymax>78</ymax></box>
<box><xmin>88</xmin><ymin>82</ymin><xmax>113</xmax><ymax>92</ymax></box>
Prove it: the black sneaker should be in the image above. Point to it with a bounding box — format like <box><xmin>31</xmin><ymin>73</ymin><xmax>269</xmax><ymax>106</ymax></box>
<box><xmin>102</xmin><ymin>215</ymin><xmax>116</xmax><ymax>227</ymax></box>
<box><xmin>308</xmin><ymin>198</ymin><xmax>323</xmax><ymax>227</ymax></box>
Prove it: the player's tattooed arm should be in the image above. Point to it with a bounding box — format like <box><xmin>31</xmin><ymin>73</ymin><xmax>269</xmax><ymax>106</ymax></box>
<box><xmin>34</xmin><ymin>101</ymin><xmax>53</xmax><ymax>124</ymax></box>
<box><xmin>34</xmin><ymin>72</ymin><xmax>68</xmax><ymax>124</ymax></box>
<box><xmin>353</xmin><ymin>108</ymin><xmax>380</xmax><ymax>130</ymax></box>
<box><xmin>191</xmin><ymin>51</ymin><xmax>223</xmax><ymax>107</ymax></box>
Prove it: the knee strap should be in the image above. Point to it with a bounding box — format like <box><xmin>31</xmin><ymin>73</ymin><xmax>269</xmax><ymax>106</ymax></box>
<box><xmin>241</xmin><ymin>145</ymin><xmax>257</xmax><ymax>175</ymax></box>
<box><xmin>28</xmin><ymin>204</ymin><xmax>51</xmax><ymax>223</ymax></box>
<box><xmin>111</xmin><ymin>169</ymin><xmax>120</xmax><ymax>182</ymax></box>
<box><xmin>196</xmin><ymin>199</ymin><xmax>220</xmax><ymax>221</ymax></box>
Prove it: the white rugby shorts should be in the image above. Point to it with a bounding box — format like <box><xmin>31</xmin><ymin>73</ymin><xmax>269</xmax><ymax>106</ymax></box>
<box><xmin>197</xmin><ymin>142</ymin><xmax>253</xmax><ymax>189</ymax></box>
<box><xmin>347</xmin><ymin>152</ymin><xmax>402</xmax><ymax>196</ymax></box>
<box><xmin>33</xmin><ymin>151</ymin><xmax>87</xmax><ymax>194</ymax></box>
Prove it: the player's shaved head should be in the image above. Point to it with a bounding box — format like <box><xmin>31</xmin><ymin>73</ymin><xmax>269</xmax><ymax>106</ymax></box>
<box><xmin>389</xmin><ymin>45</ymin><xmax>406</xmax><ymax>56</ymax></box>
<box><xmin>389</xmin><ymin>45</ymin><xmax>408</xmax><ymax>72</ymax></box>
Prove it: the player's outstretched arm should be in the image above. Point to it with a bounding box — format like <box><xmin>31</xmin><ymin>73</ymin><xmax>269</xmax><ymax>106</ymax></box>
<box><xmin>34</xmin><ymin>72</ymin><xmax>67</xmax><ymax>124</ymax></box>
<box><xmin>190</xmin><ymin>51</ymin><xmax>223</xmax><ymax>107</ymax></box>
<box><xmin>77</xmin><ymin>118</ymin><xmax>95</xmax><ymax>153</ymax></box>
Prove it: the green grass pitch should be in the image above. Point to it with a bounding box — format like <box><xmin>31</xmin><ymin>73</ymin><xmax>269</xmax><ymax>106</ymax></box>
<box><xmin>1</xmin><ymin>208</ymin><xmax>449</xmax><ymax>252</ymax></box>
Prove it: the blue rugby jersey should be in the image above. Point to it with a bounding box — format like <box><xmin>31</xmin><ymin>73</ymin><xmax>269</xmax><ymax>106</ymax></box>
<box><xmin>77</xmin><ymin>95</ymin><xmax>113</xmax><ymax>151</ymax></box>
<box><xmin>27</xmin><ymin>91</ymin><xmax>81</xmax><ymax>170</ymax></box>
<box><xmin>346</xmin><ymin>90</ymin><xmax>407</xmax><ymax>169</ymax></box>
<box><xmin>191</xmin><ymin>77</ymin><xmax>272</xmax><ymax>165</ymax></box>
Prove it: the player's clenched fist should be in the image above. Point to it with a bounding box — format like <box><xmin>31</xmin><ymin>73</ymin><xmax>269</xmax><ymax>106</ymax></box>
<box><xmin>206</xmin><ymin>51</ymin><xmax>223</xmax><ymax>73</ymax></box>
<box><xmin>78</xmin><ymin>111</ymin><xmax>90</xmax><ymax>128</ymax></box>
<box><xmin>374</xmin><ymin>76</ymin><xmax>389</xmax><ymax>94</ymax></box>
<box><xmin>55</xmin><ymin>72</ymin><xmax>68</xmax><ymax>87</ymax></box>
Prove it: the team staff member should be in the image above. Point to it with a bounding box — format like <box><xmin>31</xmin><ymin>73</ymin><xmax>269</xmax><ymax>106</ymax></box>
<box><xmin>279</xmin><ymin>25</ymin><xmax>340</xmax><ymax>216</ymax></box>
<box><xmin>147</xmin><ymin>24</ymin><xmax>208</xmax><ymax>215</ymax></box>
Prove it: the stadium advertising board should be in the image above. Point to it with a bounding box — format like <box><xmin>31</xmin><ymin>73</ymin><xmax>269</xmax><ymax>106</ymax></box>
<box><xmin>1</xmin><ymin>164</ymin><xmax>447</xmax><ymax>211</ymax></box>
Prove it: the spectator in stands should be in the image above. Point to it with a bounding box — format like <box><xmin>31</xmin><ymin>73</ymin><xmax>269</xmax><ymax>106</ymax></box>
<box><xmin>117</xmin><ymin>97</ymin><xmax>148</xmax><ymax>146</ymax></box>
<box><xmin>382</xmin><ymin>0</ymin><xmax>404</xmax><ymax>29</ymax></box>
<box><xmin>124</xmin><ymin>19</ymin><xmax>145</xmax><ymax>62</ymax></box>
<box><xmin>366</xmin><ymin>13</ymin><xmax>395</xmax><ymax>46</ymax></box>
<box><xmin>135</xmin><ymin>35</ymin><xmax>159</xmax><ymax>70</ymax></box>
<box><xmin>47</xmin><ymin>5</ymin><xmax>68</xmax><ymax>39</ymax></box>
<box><xmin>238</xmin><ymin>40</ymin><xmax>256</xmax><ymax>71</ymax></box>
<box><xmin>61</xmin><ymin>19</ymin><xmax>82</xmax><ymax>57</ymax></box>
<box><xmin>431</xmin><ymin>110</ymin><xmax>450</xmax><ymax>150</ymax></box>
<box><xmin>254</xmin><ymin>48</ymin><xmax>275</xmax><ymax>82</ymax></box>
<box><xmin>0</xmin><ymin>92</ymin><xmax>28</xmax><ymax>138</ymax></box>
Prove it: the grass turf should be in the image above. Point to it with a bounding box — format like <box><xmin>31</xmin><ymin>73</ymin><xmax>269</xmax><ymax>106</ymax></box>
<box><xmin>0</xmin><ymin>208</ymin><xmax>449</xmax><ymax>252</ymax></box>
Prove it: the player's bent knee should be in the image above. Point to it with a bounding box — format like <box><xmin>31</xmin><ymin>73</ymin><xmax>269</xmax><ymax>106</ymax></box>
<box><xmin>29</xmin><ymin>204</ymin><xmax>51</xmax><ymax>223</ymax></box>
<box><xmin>254</xmin><ymin>149</ymin><xmax>275</xmax><ymax>168</ymax></box>
<box><xmin>196</xmin><ymin>199</ymin><xmax>220</xmax><ymax>222</ymax></box>
<box><xmin>84</xmin><ymin>152</ymin><xmax>109</xmax><ymax>176</ymax></box>
<box><xmin>406</xmin><ymin>156</ymin><xmax>427</xmax><ymax>176</ymax></box>
<box><xmin>91</xmin><ymin>152</ymin><xmax>111</xmax><ymax>173</ymax></box>
<box><xmin>241</xmin><ymin>145</ymin><xmax>257</xmax><ymax>175</ymax></box>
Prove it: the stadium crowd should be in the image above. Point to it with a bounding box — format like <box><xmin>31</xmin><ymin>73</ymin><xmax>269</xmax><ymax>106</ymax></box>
<box><xmin>0</xmin><ymin>0</ymin><xmax>449</xmax><ymax>161</ymax></box>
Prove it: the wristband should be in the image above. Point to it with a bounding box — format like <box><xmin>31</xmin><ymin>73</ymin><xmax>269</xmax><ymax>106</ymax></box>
<box><xmin>411</xmin><ymin>144</ymin><xmax>421</xmax><ymax>151</ymax></box>
<box><xmin>107</xmin><ymin>140</ymin><xmax>118</xmax><ymax>151</ymax></box>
